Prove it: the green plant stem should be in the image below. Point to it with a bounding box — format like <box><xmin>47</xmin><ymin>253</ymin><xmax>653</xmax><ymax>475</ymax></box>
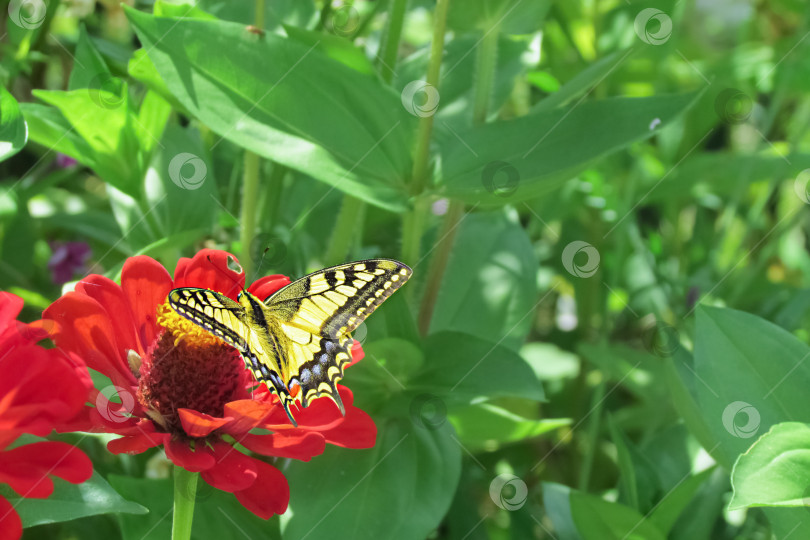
<box><xmin>260</xmin><ymin>162</ymin><xmax>287</xmax><ymax>232</ymax></box>
<box><xmin>171</xmin><ymin>466</ymin><xmax>198</xmax><ymax>540</ymax></box>
<box><xmin>400</xmin><ymin>0</ymin><xmax>450</xmax><ymax>265</ymax></box>
<box><xmin>325</xmin><ymin>195</ymin><xmax>365</xmax><ymax>265</ymax></box>
<box><xmin>378</xmin><ymin>0</ymin><xmax>409</xmax><ymax>83</ymax></box>
<box><xmin>417</xmin><ymin>199</ymin><xmax>463</xmax><ymax>335</ymax></box>
<box><xmin>417</xmin><ymin>14</ymin><xmax>498</xmax><ymax>333</ymax></box>
<box><xmin>578</xmin><ymin>378</ymin><xmax>606</xmax><ymax>492</ymax></box>
<box><xmin>254</xmin><ymin>0</ymin><xmax>265</xmax><ymax>28</ymax></box>
<box><xmin>240</xmin><ymin>150</ymin><xmax>261</xmax><ymax>278</ymax></box>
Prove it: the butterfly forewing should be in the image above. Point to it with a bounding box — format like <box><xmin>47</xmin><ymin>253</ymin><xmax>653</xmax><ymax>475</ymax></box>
<box><xmin>167</xmin><ymin>289</ymin><xmax>249</xmax><ymax>351</ymax></box>
<box><xmin>266</xmin><ymin>259</ymin><xmax>413</xmax><ymax>339</ymax></box>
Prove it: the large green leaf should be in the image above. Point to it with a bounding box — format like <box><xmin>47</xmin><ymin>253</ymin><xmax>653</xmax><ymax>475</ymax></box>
<box><xmin>730</xmin><ymin>422</ymin><xmax>810</xmax><ymax>510</ymax></box>
<box><xmin>109</xmin><ymin>474</ymin><xmax>281</xmax><ymax>540</ymax></box>
<box><xmin>68</xmin><ymin>25</ymin><xmax>113</xmax><ymax>91</ymax></box>
<box><xmin>126</xmin><ymin>8</ymin><xmax>415</xmax><ymax>211</ymax></box>
<box><xmin>448</xmin><ymin>402</ymin><xmax>568</xmax><ymax>450</ymax></box>
<box><xmin>569</xmin><ymin>490</ymin><xmax>667</xmax><ymax>540</ymax></box>
<box><xmin>429</xmin><ymin>210</ymin><xmax>538</xmax><ymax>350</ymax></box>
<box><xmin>0</xmin><ymin>471</ymin><xmax>147</xmax><ymax>528</ymax></box>
<box><xmin>410</xmin><ymin>331</ymin><xmax>545</xmax><ymax>404</ymax></box>
<box><xmin>0</xmin><ymin>85</ymin><xmax>27</xmax><ymax>163</ymax></box>
<box><xmin>281</xmin><ymin>417</ymin><xmax>461</xmax><ymax>540</ymax></box>
<box><xmin>436</xmin><ymin>93</ymin><xmax>699</xmax><ymax>205</ymax></box>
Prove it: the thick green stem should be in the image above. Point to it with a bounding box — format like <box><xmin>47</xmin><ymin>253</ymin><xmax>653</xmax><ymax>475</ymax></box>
<box><xmin>417</xmin><ymin>16</ymin><xmax>499</xmax><ymax>332</ymax></box>
<box><xmin>325</xmin><ymin>195</ymin><xmax>366</xmax><ymax>265</ymax></box>
<box><xmin>378</xmin><ymin>0</ymin><xmax>409</xmax><ymax>83</ymax></box>
<box><xmin>400</xmin><ymin>0</ymin><xmax>451</xmax><ymax>264</ymax></box>
<box><xmin>417</xmin><ymin>199</ymin><xmax>463</xmax><ymax>334</ymax></box>
<box><xmin>240</xmin><ymin>150</ymin><xmax>261</xmax><ymax>278</ymax></box>
<box><xmin>171</xmin><ymin>466</ymin><xmax>198</xmax><ymax>540</ymax></box>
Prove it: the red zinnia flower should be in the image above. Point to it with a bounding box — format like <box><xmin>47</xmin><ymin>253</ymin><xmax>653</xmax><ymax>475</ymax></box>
<box><xmin>0</xmin><ymin>293</ymin><xmax>93</xmax><ymax>540</ymax></box>
<box><xmin>43</xmin><ymin>250</ymin><xmax>376</xmax><ymax>518</ymax></box>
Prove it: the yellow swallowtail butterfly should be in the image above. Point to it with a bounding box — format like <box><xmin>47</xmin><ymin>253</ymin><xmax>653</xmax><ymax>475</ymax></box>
<box><xmin>167</xmin><ymin>259</ymin><xmax>412</xmax><ymax>426</ymax></box>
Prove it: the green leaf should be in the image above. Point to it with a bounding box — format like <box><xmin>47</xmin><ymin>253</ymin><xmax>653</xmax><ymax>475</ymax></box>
<box><xmin>531</xmin><ymin>50</ymin><xmax>627</xmax><ymax>113</ymax></box>
<box><xmin>569</xmin><ymin>490</ymin><xmax>667</xmax><ymax>540</ymax></box>
<box><xmin>0</xmin><ymin>471</ymin><xmax>147</xmax><ymax>528</ymax></box>
<box><xmin>730</xmin><ymin>422</ymin><xmax>810</xmax><ymax>510</ymax></box>
<box><xmin>448</xmin><ymin>402</ymin><xmax>568</xmax><ymax>449</ymax></box>
<box><xmin>447</xmin><ymin>0</ymin><xmax>551</xmax><ymax>34</ymax></box>
<box><xmin>608</xmin><ymin>416</ymin><xmax>641</xmax><ymax>510</ymax></box>
<box><xmin>109</xmin><ymin>474</ymin><xmax>281</xmax><ymax>540</ymax></box>
<box><xmin>542</xmin><ymin>483</ymin><xmax>583</xmax><ymax>540</ymax></box>
<box><xmin>283</xmin><ymin>24</ymin><xmax>375</xmax><ymax>75</ymax></box>
<box><xmin>68</xmin><ymin>25</ymin><xmax>112</xmax><ymax>91</ymax></box>
<box><xmin>126</xmin><ymin>8</ymin><xmax>414</xmax><ymax>211</ymax></box>
<box><xmin>30</xmin><ymin>87</ymin><xmax>143</xmax><ymax>197</ymax></box>
<box><xmin>429</xmin><ymin>210</ymin><xmax>538</xmax><ymax>350</ymax></box>
<box><xmin>0</xmin><ymin>85</ymin><xmax>27</xmax><ymax>163</ymax></box>
<box><xmin>411</xmin><ymin>331</ymin><xmax>545</xmax><ymax>404</ymax></box>
<box><xmin>649</xmin><ymin>467</ymin><xmax>715</xmax><ymax>534</ymax></box>
<box><xmin>281</xmin><ymin>417</ymin><xmax>461</xmax><ymax>540</ymax></box>
<box><xmin>437</xmin><ymin>93</ymin><xmax>700</xmax><ymax>206</ymax></box>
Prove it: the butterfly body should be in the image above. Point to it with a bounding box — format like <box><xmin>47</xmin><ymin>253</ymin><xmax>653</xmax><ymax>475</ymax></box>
<box><xmin>167</xmin><ymin>259</ymin><xmax>412</xmax><ymax>426</ymax></box>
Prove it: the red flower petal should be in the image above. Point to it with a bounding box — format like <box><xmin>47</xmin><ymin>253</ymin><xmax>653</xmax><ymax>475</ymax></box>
<box><xmin>0</xmin><ymin>441</ymin><xmax>92</xmax><ymax>499</ymax></box>
<box><xmin>44</xmin><ymin>293</ymin><xmax>135</xmax><ymax>388</ymax></box>
<box><xmin>221</xmin><ymin>400</ymin><xmax>274</xmax><ymax>435</ymax></box>
<box><xmin>164</xmin><ymin>438</ymin><xmax>216</xmax><ymax>472</ymax></box>
<box><xmin>173</xmin><ymin>250</ymin><xmax>244</xmax><ymax>300</ymax></box>
<box><xmin>235</xmin><ymin>459</ymin><xmax>289</xmax><ymax>519</ymax></box>
<box><xmin>0</xmin><ymin>292</ymin><xmax>23</xmax><ymax>326</ymax></box>
<box><xmin>247</xmin><ymin>275</ymin><xmax>290</xmax><ymax>301</ymax></box>
<box><xmin>178</xmin><ymin>409</ymin><xmax>230</xmax><ymax>438</ymax></box>
<box><xmin>200</xmin><ymin>443</ymin><xmax>258</xmax><ymax>493</ymax></box>
<box><xmin>347</xmin><ymin>341</ymin><xmax>364</xmax><ymax>367</ymax></box>
<box><xmin>240</xmin><ymin>431</ymin><xmax>325</xmax><ymax>461</ymax></box>
<box><xmin>121</xmin><ymin>256</ymin><xmax>173</xmax><ymax>351</ymax></box>
<box><xmin>0</xmin><ymin>495</ymin><xmax>22</xmax><ymax>540</ymax></box>
<box><xmin>76</xmin><ymin>274</ymin><xmax>141</xmax><ymax>356</ymax></box>
<box><xmin>320</xmin><ymin>406</ymin><xmax>377</xmax><ymax>449</ymax></box>
<box><xmin>107</xmin><ymin>422</ymin><xmax>167</xmax><ymax>455</ymax></box>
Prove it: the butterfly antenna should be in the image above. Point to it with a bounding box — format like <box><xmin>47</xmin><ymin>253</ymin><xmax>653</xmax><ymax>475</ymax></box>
<box><xmin>206</xmin><ymin>255</ymin><xmax>248</xmax><ymax>298</ymax></box>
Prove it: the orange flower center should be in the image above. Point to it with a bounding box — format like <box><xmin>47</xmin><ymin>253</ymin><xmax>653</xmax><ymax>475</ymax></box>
<box><xmin>136</xmin><ymin>300</ymin><xmax>247</xmax><ymax>435</ymax></box>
